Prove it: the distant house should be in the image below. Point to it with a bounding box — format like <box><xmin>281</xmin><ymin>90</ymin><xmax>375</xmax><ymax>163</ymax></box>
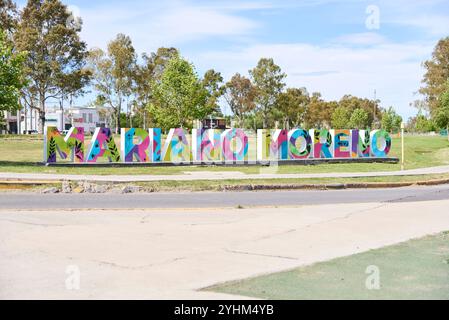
<box><xmin>1</xmin><ymin>111</ymin><xmax>19</xmax><ymax>134</ymax></box>
<box><xmin>200</xmin><ymin>117</ymin><xmax>227</xmax><ymax>130</ymax></box>
<box><xmin>43</xmin><ymin>106</ymin><xmax>102</xmax><ymax>134</ymax></box>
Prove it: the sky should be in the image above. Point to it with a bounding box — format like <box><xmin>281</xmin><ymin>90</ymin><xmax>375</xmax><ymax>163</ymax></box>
<box><xmin>18</xmin><ymin>0</ymin><xmax>449</xmax><ymax>119</ymax></box>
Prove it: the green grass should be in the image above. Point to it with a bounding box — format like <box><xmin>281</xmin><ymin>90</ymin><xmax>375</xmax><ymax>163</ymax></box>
<box><xmin>0</xmin><ymin>135</ymin><xmax>448</xmax><ymax>175</ymax></box>
<box><xmin>207</xmin><ymin>232</ymin><xmax>449</xmax><ymax>300</ymax></box>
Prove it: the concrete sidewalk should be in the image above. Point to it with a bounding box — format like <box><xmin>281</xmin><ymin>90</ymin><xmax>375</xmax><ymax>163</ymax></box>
<box><xmin>1</xmin><ymin>165</ymin><xmax>449</xmax><ymax>182</ymax></box>
<box><xmin>1</xmin><ymin>200</ymin><xmax>449</xmax><ymax>299</ymax></box>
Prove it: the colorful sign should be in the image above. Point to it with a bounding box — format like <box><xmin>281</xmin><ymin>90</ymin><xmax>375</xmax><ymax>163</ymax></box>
<box><xmin>43</xmin><ymin>127</ymin><xmax>393</xmax><ymax>164</ymax></box>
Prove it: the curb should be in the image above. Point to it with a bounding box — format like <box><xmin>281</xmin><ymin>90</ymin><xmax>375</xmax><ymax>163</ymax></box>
<box><xmin>1</xmin><ymin>177</ymin><xmax>449</xmax><ymax>192</ymax></box>
<box><xmin>221</xmin><ymin>178</ymin><xmax>449</xmax><ymax>191</ymax></box>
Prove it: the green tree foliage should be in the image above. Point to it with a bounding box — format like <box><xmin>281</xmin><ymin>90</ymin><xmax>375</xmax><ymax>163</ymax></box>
<box><xmin>0</xmin><ymin>30</ymin><xmax>26</xmax><ymax>111</ymax></box>
<box><xmin>420</xmin><ymin>37</ymin><xmax>449</xmax><ymax>114</ymax></box>
<box><xmin>331</xmin><ymin>106</ymin><xmax>351</xmax><ymax>129</ymax></box>
<box><xmin>338</xmin><ymin>95</ymin><xmax>380</xmax><ymax>128</ymax></box>
<box><xmin>349</xmin><ymin>108</ymin><xmax>370</xmax><ymax>129</ymax></box>
<box><xmin>249</xmin><ymin>58</ymin><xmax>286</xmax><ymax>128</ymax></box>
<box><xmin>151</xmin><ymin>55</ymin><xmax>207</xmax><ymax>130</ymax></box>
<box><xmin>133</xmin><ymin>47</ymin><xmax>179</xmax><ymax>129</ymax></box>
<box><xmin>14</xmin><ymin>0</ymin><xmax>90</xmax><ymax>133</ymax></box>
<box><xmin>202</xmin><ymin>69</ymin><xmax>225</xmax><ymax>116</ymax></box>
<box><xmin>0</xmin><ymin>0</ymin><xmax>18</xmax><ymax>34</ymax></box>
<box><xmin>381</xmin><ymin>106</ymin><xmax>403</xmax><ymax>133</ymax></box>
<box><xmin>304</xmin><ymin>93</ymin><xmax>337</xmax><ymax>128</ymax></box>
<box><xmin>277</xmin><ymin>87</ymin><xmax>309</xmax><ymax>129</ymax></box>
<box><xmin>224</xmin><ymin>73</ymin><xmax>256</xmax><ymax>128</ymax></box>
<box><xmin>88</xmin><ymin>33</ymin><xmax>136</xmax><ymax>133</ymax></box>
<box><xmin>415</xmin><ymin>114</ymin><xmax>435</xmax><ymax>133</ymax></box>
<box><xmin>434</xmin><ymin>82</ymin><xmax>449</xmax><ymax>139</ymax></box>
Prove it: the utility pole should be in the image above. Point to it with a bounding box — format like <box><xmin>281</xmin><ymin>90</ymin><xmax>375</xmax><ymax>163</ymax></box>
<box><xmin>401</xmin><ymin>122</ymin><xmax>405</xmax><ymax>171</ymax></box>
<box><xmin>373</xmin><ymin>89</ymin><xmax>377</xmax><ymax>126</ymax></box>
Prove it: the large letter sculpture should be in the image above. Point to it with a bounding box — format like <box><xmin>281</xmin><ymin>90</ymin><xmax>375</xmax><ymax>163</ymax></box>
<box><xmin>288</xmin><ymin>129</ymin><xmax>312</xmax><ymax>159</ymax></box>
<box><xmin>86</xmin><ymin>128</ymin><xmax>120</xmax><ymax>162</ymax></box>
<box><xmin>257</xmin><ymin>129</ymin><xmax>288</xmax><ymax>161</ymax></box>
<box><xmin>162</xmin><ymin>128</ymin><xmax>191</xmax><ymax>163</ymax></box>
<box><xmin>221</xmin><ymin>129</ymin><xmax>249</xmax><ymax>162</ymax></box>
<box><xmin>312</xmin><ymin>129</ymin><xmax>333</xmax><ymax>158</ymax></box>
<box><xmin>121</xmin><ymin>128</ymin><xmax>150</xmax><ymax>162</ymax></box>
<box><xmin>44</xmin><ymin>126</ymin><xmax>85</xmax><ymax>163</ymax></box>
<box><xmin>370</xmin><ymin>130</ymin><xmax>391</xmax><ymax>157</ymax></box>
<box><xmin>192</xmin><ymin>129</ymin><xmax>222</xmax><ymax>163</ymax></box>
<box><xmin>333</xmin><ymin>129</ymin><xmax>351</xmax><ymax>158</ymax></box>
<box><xmin>351</xmin><ymin>129</ymin><xmax>371</xmax><ymax>158</ymax></box>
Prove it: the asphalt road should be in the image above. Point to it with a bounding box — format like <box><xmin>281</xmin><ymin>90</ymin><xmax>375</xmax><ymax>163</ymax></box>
<box><xmin>1</xmin><ymin>184</ymin><xmax>449</xmax><ymax>209</ymax></box>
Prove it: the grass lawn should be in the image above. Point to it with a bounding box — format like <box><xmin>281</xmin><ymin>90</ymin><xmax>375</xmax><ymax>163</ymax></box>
<box><xmin>0</xmin><ymin>135</ymin><xmax>448</xmax><ymax>175</ymax></box>
<box><xmin>207</xmin><ymin>231</ymin><xmax>449</xmax><ymax>300</ymax></box>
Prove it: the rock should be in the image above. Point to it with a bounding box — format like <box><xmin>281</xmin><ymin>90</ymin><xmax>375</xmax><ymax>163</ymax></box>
<box><xmin>61</xmin><ymin>181</ymin><xmax>72</xmax><ymax>193</ymax></box>
<box><xmin>42</xmin><ymin>187</ymin><xmax>59</xmax><ymax>194</ymax></box>
<box><xmin>80</xmin><ymin>181</ymin><xmax>95</xmax><ymax>193</ymax></box>
<box><xmin>94</xmin><ymin>184</ymin><xmax>109</xmax><ymax>194</ymax></box>
<box><xmin>72</xmin><ymin>186</ymin><xmax>84</xmax><ymax>193</ymax></box>
<box><xmin>121</xmin><ymin>186</ymin><xmax>140</xmax><ymax>194</ymax></box>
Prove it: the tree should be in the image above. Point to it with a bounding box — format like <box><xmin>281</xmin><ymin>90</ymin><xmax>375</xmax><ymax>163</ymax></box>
<box><xmin>420</xmin><ymin>37</ymin><xmax>449</xmax><ymax>113</ymax></box>
<box><xmin>277</xmin><ymin>87</ymin><xmax>309</xmax><ymax>129</ymax></box>
<box><xmin>133</xmin><ymin>47</ymin><xmax>179</xmax><ymax>129</ymax></box>
<box><xmin>202</xmin><ymin>69</ymin><xmax>225</xmax><ymax>116</ymax></box>
<box><xmin>151</xmin><ymin>55</ymin><xmax>207</xmax><ymax>130</ymax></box>
<box><xmin>381</xmin><ymin>106</ymin><xmax>402</xmax><ymax>133</ymax></box>
<box><xmin>0</xmin><ymin>0</ymin><xmax>18</xmax><ymax>34</ymax></box>
<box><xmin>88</xmin><ymin>33</ymin><xmax>136</xmax><ymax>133</ymax></box>
<box><xmin>304</xmin><ymin>93</ymin><xmax>337</xmax><ymax>128</ymax></box>
<box><xmin>435</xmin><ymin>82</ymin><xmax>449</xmax><ymax>140</ymax></box>
<box><xmin>224</xmin><ymin>73</ymin><xmax>256</xmax><ymax>128</ymax></box>
<box><xmin>249</xmin><ymin>58</ymin><xmax>286</xmax><ymax>128</ymax></box>
<box><xmin>415</xmin><ymin>114</ymin><xmax>434</xmax><ymax>133</ymax></box>
<box><xmin>349</xmin><ymin>108</ymin><xmax>370</xmax><ymax>129</ymax></box>
<box><xmin>338</xmin><ymin>95</ymin><xmax>380</xmax><ymax>128</ymax></box>
<box><xmin>0</xmin><ymin>30</ymin><xmax>26</xmax><ymax>111</ymax></box>
<box><xmin>14</xmin><ymin>0</ymin><xmax>90</xmax><ymax>133</ymax></box>
<box><xmin>331</xmin><ymin>106</ymin><xmax>351</xmax><ymax>129</ymax></box>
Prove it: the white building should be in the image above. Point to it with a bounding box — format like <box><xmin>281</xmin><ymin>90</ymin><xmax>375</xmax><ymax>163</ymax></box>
<box><xmin>2</xmin><ymin>105</ymin><xmax>110</xmax><ymax>135</ymax></box>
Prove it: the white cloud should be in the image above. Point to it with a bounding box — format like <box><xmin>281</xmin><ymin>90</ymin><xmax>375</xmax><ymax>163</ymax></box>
<box><xmin>79</xmin><ymin>1</ymin><xmax>259</xmax><ymax>53</ymax></box>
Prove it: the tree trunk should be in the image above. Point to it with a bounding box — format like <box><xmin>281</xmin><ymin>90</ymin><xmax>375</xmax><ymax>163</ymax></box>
<box><xmin>38</xmin><ymin>94</ymin><xmax>46</xmax><ymax>134</ymax></box>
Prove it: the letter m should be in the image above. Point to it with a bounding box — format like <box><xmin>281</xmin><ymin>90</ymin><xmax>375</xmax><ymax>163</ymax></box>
<box><xmin>44</xmin><ymin>126</ymin><xmax>85</xmax><ymax>163</ymax></box>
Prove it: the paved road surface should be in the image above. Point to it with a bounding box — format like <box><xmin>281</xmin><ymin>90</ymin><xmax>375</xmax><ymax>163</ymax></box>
<box><xmin>1</xmin><ymin>184</ymin><xmax>449</xmax><ymax>209</ymax></box>
<box><xmin>2</xmin><ymin>185</ymin><xmax>449</xmax><ymax>299</ymax></box>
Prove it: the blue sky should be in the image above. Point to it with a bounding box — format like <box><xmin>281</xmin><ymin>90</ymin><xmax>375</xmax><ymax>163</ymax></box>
<box><xmin>19</xmin><ymin>0</ymin><xmax>449</xmax><ymax>119</ymax></box>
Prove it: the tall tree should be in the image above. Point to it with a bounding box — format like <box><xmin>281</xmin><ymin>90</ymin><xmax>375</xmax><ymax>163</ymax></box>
<box><xmin>14</xmin><ymin>0</ymin><xmax>90</xmax><ymax>133</ymax></box>
<box><xmin>224</xmin><ymin>73</ymin><xmax>256</xmax><ymax>128</ymax></box>
<box><xmin>304</xmin><ymin>93</ymin><xmax>337</xmax><ymax>128</ymax></box>
<box><xmin>338</xmin><ymin>95</ymin><xmax>380</xmax><ymax>127</ymax></box>
<box><xmin>151</xmin><ymin>55</ymin><xmax>207</xmax><ymax>130</ymax></box>
<box><xmin>420</xmin><ymin>37</ymin><xmax>449</xmax><ymax>113</ymax></box>
<box><xmin>0</xmin><ymin>0</ymin><xmax>18</xmax><ymax>34</ymax></box>
<box><xmin>0</xmin><ymin>30</ymin><xmax>26</xmax><ymax>111</ymax></box>
<box><xmin>249</xmin><ymin>58</ymin><xmax>286</xmax><ymax>128</ymax></box>
<box><xmin>381</xmin><ymin>106</ymin><xmax>402</xmax><ymax>133</ymax></box>
<box><xmin>133</xmin><ymin>47</ymin><xmax>179</xmax><ymax>129</ymax></box>
<box><xmin>434</xmin><ymin>81</ymin><xmax>449</xmax><ymax>140</ymax></box>
<box><xmin>88</xmin><ymin>33</ymin><xmax>136</xmax><ymax>133</ymax></box>
<box><xmin>349</xmin><ymin>108</ymin><xmax>370</xmax><ymax>129</ymax></box>
<box><xmin>277</xmin><ymin>87</ymin><xmax>309</xmax><ymax>129</ymax></box>
<box><xmin>331</xmin><ymin>106</ymin><xmax>351</xmax><ymax>129</ymax></box>
<box><xmin>202</xmin><ymin>69</ymin><xmax>225</xmax><ymax>116</ymax></box>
